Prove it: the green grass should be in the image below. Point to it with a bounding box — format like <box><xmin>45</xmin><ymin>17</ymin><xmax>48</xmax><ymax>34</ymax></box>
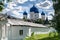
<box><xmin>34</xmin><ymin>32</ymin><xmax>58</xmax><ymax>39</ymax></box>
<box><xmin>25</xmin><ymin>32</ymin><xmax>60</xmax><ymax>40</ymax></box>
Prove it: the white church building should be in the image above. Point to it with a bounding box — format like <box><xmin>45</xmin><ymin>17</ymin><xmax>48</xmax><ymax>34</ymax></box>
<box><xmin>0</xmin><ymin>12</ymin><xmax>56</xmax><ymax>40</ymax></box>
<box><xmin>0</xmin><ymin>13</ymin><xmax>52</xmax><ymax>40</ymax></box>
<box><xmin>23</xmin><ymin>5</ymin><xmax>46</xmax><ymax>20</ymax></box>
<box><xmin>30</xmin><ymin>5</ymin><xmax>39</xmax><ymax>20</ymax></box>
<box><xmin>0</xmin><ymin>0</ymin><xmax>55</xmax><ymax>40</ymax></box>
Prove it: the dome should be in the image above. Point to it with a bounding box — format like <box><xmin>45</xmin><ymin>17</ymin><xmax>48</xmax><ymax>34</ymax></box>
<box><xmin>30</xmin><ymin>5</ymin><xmax>39</xmax><ymax>13</ymax></box>
<box><xmin>23</xmin><ymin>11</ymin><xmax>27</xmax><ymax>15</ymax></box>
<box><xmin>41</xmin><ymin>11</ymin><xmax>45</xmax><ymax>15</ymax></box>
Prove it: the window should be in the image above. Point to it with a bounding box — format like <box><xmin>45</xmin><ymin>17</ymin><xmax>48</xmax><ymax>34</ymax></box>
<box><xmin>19</xmin><ymin>30</ymin><xmax>23</xmax><ymax>35</ymax></box>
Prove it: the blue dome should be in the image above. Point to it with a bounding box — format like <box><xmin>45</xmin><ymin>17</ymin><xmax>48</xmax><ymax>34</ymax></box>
<box><xmin>23</xmin><ymin>11</ymin><xmax>27</xmax><ymax>15</ymax></box>
<box><xmin>41</xmin><ymin>11</ymin><xmax>45</xmax><ymax>15</ymax></box>
<box><xmin>30</xmin><ymin>5</ymin><xmax>39</xmax><ymax>13</ymax></box>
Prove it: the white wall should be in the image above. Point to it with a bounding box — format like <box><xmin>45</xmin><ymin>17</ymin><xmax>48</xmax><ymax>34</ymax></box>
<box><xmin>0</xmin><ymin>26</ymin><xmax>2</xmax><ymax>40</ymax></box>
<box><xmin>30</xmin><ymin>12</ymin><xmax>35</xmax><ymax>20</ymax></box>
<box><xmin>8</xmin><ymin>26</ymin><xmax>29</xmax><ymax>40</ymax></box>
<box><xmin>35</xmin><ymin>13</ymin><xmax>39</xmax><ymax>19</ymax></box>
<box><xmin>41</xmin><ymin>15</ymin><xmax>45</xmax><ymax>20</ymax></box>
<box><xmin>8</xmin><ymin>25</ymin><xmax>50</xmax><ymax>40</ymax></box>
<box><xmin>31</xmin><ymin>27</ymin><xmax>50</xmax><ymax>34</ymax></box>
<box><xmin>23</xmin><ymin>15</ymin><xmax>27</xmax><ymax>19</ymax></box>
<box><xmin>30</xmin><ymin>12</ymin><xmax>39</xmax><ymax>20</ymax></box>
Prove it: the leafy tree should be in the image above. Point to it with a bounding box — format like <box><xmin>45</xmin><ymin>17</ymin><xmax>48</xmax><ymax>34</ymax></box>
<box><xmin>52</xmin><ymin>0</ymin><xmax>60</xmax><ymax>33</ymax></box>
<box><xmin>43</xmin><ymin>18</ymin><xmax>49</xmax><ymax>24</ymax></box>
<box><xmin>34</xmin><ymin>19</ymin><xmax>43</xmax><ymax>24</ymax></box>
<box><xmin>0</xmin><ymin>2</ymin><xmax>4</xmax><ymax>11</ymax></box>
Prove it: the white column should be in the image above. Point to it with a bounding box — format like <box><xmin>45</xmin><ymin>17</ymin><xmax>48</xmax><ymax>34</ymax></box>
<box><xmin>1</xmin><ymin>24</ymin><xmax>8</xmax><ymax>40</ymax></box>
<box><xmin>29</xmin><ymin>27</ymin><xmax>31</xmax><ymax>36</ymax></box>
<box><xmin>6</xmin><ymin>23</ymin><xmax>10</xmax><ymax>40</ymax></box>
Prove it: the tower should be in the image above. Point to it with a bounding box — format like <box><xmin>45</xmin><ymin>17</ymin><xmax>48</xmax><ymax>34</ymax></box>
<box><xmin>41</xmin><ymin>11</ymin><xmax>45</xmax><ymax>20</ymax></box>
<box><xmin>30</xmin><ymin>5</ymin><xmax>39</xmax><ymax>20</ymax></box>
<box><xmin>23</xmin><ymin>11</ymin><xmax>27</xmax><ymax>19</ymax></box>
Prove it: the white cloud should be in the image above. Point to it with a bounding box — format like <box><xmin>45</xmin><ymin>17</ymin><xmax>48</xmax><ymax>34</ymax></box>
<box><xmin>30</xmin><ymin>0</ymin><xmax>36</xmax><ymax>1</ymax></box>
<box><xmin>3</xmin><ymin>8</ymin><xmax>11</xmax><ymax>14</ymax></box>
<box><xmin>47</xmin><ymin>11</ymin><xmax>55</xmax><ymax>20</ymax></box>
<box><xmin>4</xmin><ymin>0</ymin><xmax>54</xmax><ymax>20</ymax></box>
<box><xmin>8</xmin><ymin>4</ymin><xmax>14</xmax><ymax>9</ymax></box>
<box><xmin>39</xmin><ymin>13</ymin><xmax>41</xmax><ymax>18</ymax></box>
<box><xmin>36</xmin><ymin>0</ymin><xmax>53</xmax><ymax>9</ymax></box>
<box><xmin>7</xmin><ymin>2</ymin><xmax>17</xmax><ymax>9</ymax></box>
<box><xmin>18</xmin><ymin>6</ymin><xmax>24</xmax><ymax>12</ymax></box>
<box><xmin>11</xmin><ymin>10</ymin><xmax>23</xmax><ymax>19</ymax></box>
<box><xmin>48</xmin><ymin>16</ymin><xmax>53</xmax><ymax>20</ymax></box>
<box><xmin>12</xmin><ymin>10</ymin><xmax>20</xmax><ymax>16</ymax></box>
<box><xmin>11</xmin><ymin>13</ymin><xmax>23</xmax><ymax>19</ymax></box>
<box><xmin>17</xmin><ymin>0</ymin><xmax>28</xmax><ymax>4</ymax></box>
<box><xmin>49</xmin><ymin>12</ymin><xmax>54</xmax><ymax>15</ymax></box>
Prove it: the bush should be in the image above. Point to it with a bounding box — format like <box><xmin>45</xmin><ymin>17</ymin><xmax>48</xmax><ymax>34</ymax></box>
<box><xmin>25</xmin><ymin>32</ymin><xmax>37</xmax><ymax>40</ymax></box>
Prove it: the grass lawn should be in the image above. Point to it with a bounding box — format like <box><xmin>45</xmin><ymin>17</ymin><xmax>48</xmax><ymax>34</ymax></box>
<box><xmin>25</xmin><ymin>32</ymin><xmax>60</xmax><ymax>40</ymax></box>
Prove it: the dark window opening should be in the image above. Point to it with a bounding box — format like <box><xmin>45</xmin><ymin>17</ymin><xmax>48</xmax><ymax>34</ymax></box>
<box><xmin>19</xmin><ymin>30</ymin><xmax>23</xmax><ymax>35</ymax></box>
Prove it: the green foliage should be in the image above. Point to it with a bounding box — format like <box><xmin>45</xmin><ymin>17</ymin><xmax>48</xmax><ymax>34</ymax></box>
<box><xmin>0</xmin><ymin>2</ymin><xmax>4</xmax><ymax>5</ymax></box>
<box><xmin>0</xmin><ymin>6</ymin><xmax>3</xmax><ymax>11</ymax></box>
<box><xmin>51</xmin><ymin>0</ymin><xmax>60</xmax><ymax>33</ymax></box>
<box><xmin>31</xmin><ymin>32</ymin><xmax>34</xmax><ymax>36</ymax></box>
<box><xmin>0</xmin><ymin>2</ymin><xmax>4</xmax><ymax>11</ymax></box>
<box><xmin>23</xmin><ymin>17</ymin><xmax>27</xmax><ymax>21</ymax></box>
<box><xmin>34</xmin><ymin>19</ymin><xmax>44</xmax><ymax>24</ymax></box>
<box><xmin>53</xmin><ymin>0</ymin><xmax>60</xmax><ymax>12</ymax></box>
<box><xmin>24</xmin><ymin>32</ymin><xmax>59</xmax><ymax>40</ymax></box>
<box><xmin>34</xmin><ymin>19</ymin><xmax>49</xmax><ymax>24</ymax></box>
<box><xmin>25</xmin><ymin>32</ymin><xmax>37</xmax><ymax>40</ymax></box>
<box><xmin>50</xmin><ymin>13</ymin><xmax>60</xmax><ymax>33</ymax></box>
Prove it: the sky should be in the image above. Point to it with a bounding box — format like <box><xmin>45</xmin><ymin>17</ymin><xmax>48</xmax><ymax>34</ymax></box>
<box><xmin>3</xmin><ymin>0</ymin><xmax>54</xmax><ymax>20</ymax></box>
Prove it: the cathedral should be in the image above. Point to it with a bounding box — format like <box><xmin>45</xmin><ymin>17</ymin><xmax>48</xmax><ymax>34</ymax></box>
<box><xmin>0</xmin><ymin>0</ymin><xmax>54</xmax><ymax>20</ymax></box>
<box><xmin>0</xmin><ymin>0</ymin><xmax>55</xmax><ymax>40</ymax></box>
<box><xmin>23</xmin><ymin>5</ymin><xmax>46</xmax><ymax>20</ymax></box>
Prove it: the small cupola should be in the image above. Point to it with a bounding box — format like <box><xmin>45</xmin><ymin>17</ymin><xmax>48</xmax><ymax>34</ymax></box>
<box><xmin>30</xmin><ymin>5</ymin><xmax>39</xmax><ymax>13</ymax></box>
<box><xmin>41</xmin><ymin>11</ymin><xmax>45</xmax><ymax>15</ymax></box>
<box><xmin>23</xmin><ymin>11</ymin><xmax>27</xmax><ymax>15</ymax></box>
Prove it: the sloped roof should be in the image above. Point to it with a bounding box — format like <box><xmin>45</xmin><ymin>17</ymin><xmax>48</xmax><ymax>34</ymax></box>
<box><xmin>8</xmin><ymin>19</ymin><xmax>47</xmax><ymax>28</ymax></box>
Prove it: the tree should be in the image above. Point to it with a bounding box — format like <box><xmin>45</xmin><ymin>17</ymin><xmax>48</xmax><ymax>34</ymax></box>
<box><xmin>0</xmin><ymin>2</ymin><xmax>4</xmax><ymax>11</ymax></box>
<box><xmin>52</xmin><ymin>0</ymin><xmax>60</xmax><ymax>33</ymax></box>
<box><xmin>34</xmin><ymin>19</ymin><xmax>43</xmax><ymax>24</ymax></box>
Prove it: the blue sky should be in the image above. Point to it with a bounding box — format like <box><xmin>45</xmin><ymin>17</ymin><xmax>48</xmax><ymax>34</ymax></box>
<box><xmin>3</xmin><ymin>0</ymin><xmax>54</xmax><ymax>20</ymax></box>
